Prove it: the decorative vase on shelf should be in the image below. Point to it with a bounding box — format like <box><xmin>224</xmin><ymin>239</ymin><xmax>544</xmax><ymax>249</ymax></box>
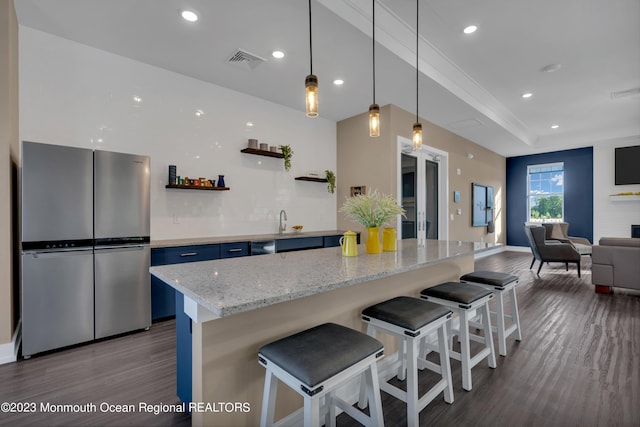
<box><xmin>217</xmin><ymin>175</ymin><xmax>225</xmax><ymax>188</ymax></box>
<box><xmin>365</xmin><ymin>227</ymin><xmax>382</xmax><ymax>254</ymax></box>
<box><xmin>382</xmin><ymin>227</ymin><xmax>397</xmax><ymax>252</ymax></box>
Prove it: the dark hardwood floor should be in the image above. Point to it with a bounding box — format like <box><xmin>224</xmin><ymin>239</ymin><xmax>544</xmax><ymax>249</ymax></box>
<box><xmin>0</xmin><ymin>251</ymin><xmax>638</xmax><ymax>426</ymax></box>
<box><xmin>0</xmin><ymin>320</ymin><xmax>191</xmax><ymax>427</ymax></box>
<box><xmin>338</xmin><ymin>251</ymin><xmax>640</xmax><ymax>427</ymax></box>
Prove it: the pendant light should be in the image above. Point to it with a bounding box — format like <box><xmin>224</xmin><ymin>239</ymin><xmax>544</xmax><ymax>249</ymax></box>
<box><xmin>369</xmin><ymin>0</ymin><xmax>380</xmax><ymax>137</ymax></box>
<box><xmin>305</xmin><ymin>0</ymin><xmax>318</xmax><ymax>117</ymax></box>
<box><xmin>412</xmin><ymin>0</ymin><xmax>423</xmax><ymax>150</ymax></box>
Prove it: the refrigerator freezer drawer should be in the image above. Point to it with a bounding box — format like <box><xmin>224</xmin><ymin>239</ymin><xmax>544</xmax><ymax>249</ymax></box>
<box><xmin>94</xmin><ymin>245</ymin><xmax>151</xmax><ymax>339</ymax></box>
<box><xmin>21</xmin><ymin>250</ymin><xmax>94</xmax><ymax>357</ymax></box>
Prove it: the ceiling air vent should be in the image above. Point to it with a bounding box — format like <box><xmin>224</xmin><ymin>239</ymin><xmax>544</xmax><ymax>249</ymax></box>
<box><xmin>611</xmin><ymin>87</ymin><xmax>640</xmax><ymax>99</ymax></box>
<box><xmin>227</xmin><ymin>48</ymin><xmax>266</xmax><ymax>70</ymax></box>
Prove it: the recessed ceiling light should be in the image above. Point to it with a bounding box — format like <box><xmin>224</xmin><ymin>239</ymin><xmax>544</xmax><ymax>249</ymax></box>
<box><xmin>521</xmin><ymin>92</ymin><xmax>533</xmax><ymax>99</ymax></box>
<box><xmin>195</xmin><ymin>109</ymin><xmax>204</xmax><ymax>117</ymax></box>
<box><xmin>246</xmin><ymin>121</ymin><xmax>254</xmax><ymax>127</ymax></box>
<box><xmin>551</xmin><ymin>124</ymin><xmax>559</xmax><ymax>129</ymax></box>
<box><xmin>181</xmin><ymin>10</ymin><xmax>198</xmax><ymax>22</ymax></box>
<box><xmin>272</xmin><ymin>50</ymin><xmax>285</xmax><ymax>59</ymax></box>
<box><xmin>132</xmin><ymin>95</ymin><xmax>142</xmax><ymax>103</ymax></box>
<box><xmin>463</xmin><ymin>25</ymin><xmax>477</xmax><ymax>34</ymax></box>
<box><xmin>333</xmin><ymin>79</ymin><xmax>344</xmax><ymax>86</ymax></box>
<box><xmin>540</xmin><ymin>63</ymin><xmax>561</xmax><ymax>73</ymax></box>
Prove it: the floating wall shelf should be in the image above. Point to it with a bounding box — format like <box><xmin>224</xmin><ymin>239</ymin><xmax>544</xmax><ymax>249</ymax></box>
<box><xmin>609</xmin><ymin>195</ymin><xmax>640</xmax><ymax>202</ymax></box>
<box><xmin>165</xmin><ymin>184</ymin><xmax>230</xmax><ymax>191</ymax></box>
<box><xmin>240</xmin><ymin>148</ymin><xmax>284</xmax><ymax>159</ymax></box>
<box><xmin>295</xmin><ymin>176</ymin><xmax>328</xmax><ymax>183</ymax></box>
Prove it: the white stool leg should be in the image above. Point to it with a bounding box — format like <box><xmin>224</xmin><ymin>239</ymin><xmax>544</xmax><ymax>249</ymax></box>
<box><xmin>510</xmin><ymin>286</ymin><xmax>523</xmax><ymax>341</ymax></box>
<box><xmin>260</xmin><ymin>369</ymin><xmax>278</xmax><ymax>427</ymax></box>
<box><xmin>304</xmin><ymin>396</ymin><xmax>320</xmax><ymax>427</ymax></box>
<box><xmin>406</xmin><ymin>337</ymin><xmax>419</xmax><ymax>427</ymax></box>
<box><xmin>481</xmin><ymin>302</ymin><xmax>497</xmax><ymax>368</ymax></box>
<box><xmin>365</xmin><ymin>362</ymin><xmax>385</xmax><ymax>427</ymax></box>
<box><xmin>495</xmin><ymin>290</ymin><xmax>507</xmax><ymax>356</ymax></box>
<box><xmin>325</xmin><ymin>392</ymin><xmax>336</xmax><ymax>427</ymax></box>
<box><xmin>358</xmin><ymin>324</ymin><xmax>376</xmax><ymax>409</ymax></box>
<box><xmin>397</xmin><ymin>338</ymin><xmax>407</xmax><ymax>381</ymax></box>
<box><xmin>459</xmin><ymin>309</ymin><xmax>472</xmax><ymax>391</ymax></box>
<box><xmin>437</xmin><ymin>323</ymin><xmax>454</xmax><ymax>404</ymax></box>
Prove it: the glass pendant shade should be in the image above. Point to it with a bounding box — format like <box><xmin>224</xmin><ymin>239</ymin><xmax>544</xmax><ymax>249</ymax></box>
<box><xmin>369</xmin><ymin>104</ymin><xmax>380</xmax><ymax>137</ymax></box>
<box><xmin>412</xmin><ymin>122</ymin><xmax>422</xmax><ymax>150</ymax></box>
<box><xmin>305</xmin><ymin>74</ymin><xmax>318</xmax><ymax>117</ymax></box>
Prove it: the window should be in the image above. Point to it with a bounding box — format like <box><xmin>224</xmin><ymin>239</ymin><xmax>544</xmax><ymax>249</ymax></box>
<box><xmin>527</xmin><ymin>163</ymin><xmax>564</xmax><ymax>222</ymax></box>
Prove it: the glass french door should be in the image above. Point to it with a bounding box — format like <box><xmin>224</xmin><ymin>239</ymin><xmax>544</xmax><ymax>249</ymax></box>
<box><xmin>398</xmin><ymin>138</ymin><xmax>447</xmax><ymax>241</ymax></box>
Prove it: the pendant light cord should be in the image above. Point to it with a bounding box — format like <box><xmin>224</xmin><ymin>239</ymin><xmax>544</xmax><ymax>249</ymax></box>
<box><xmin>416</xmin><ymin>0</ymin><xmax>419</xmax><ymax>123</ymax></box>
<box><xmin>309</xmin><ymin>0</ymin><xmax>313</xmax><ymax>74</ymax></box>
<box><xmin>372</xmin><ymin>0</ymin><xmax>376</xmax><ymax>103</ymax></box>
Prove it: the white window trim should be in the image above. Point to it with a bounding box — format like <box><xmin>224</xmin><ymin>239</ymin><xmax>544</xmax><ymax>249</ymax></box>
<box><xmin>527</xmin><ymin>162</ymin><xmax>565</xmax><ymax>223</ymax></box>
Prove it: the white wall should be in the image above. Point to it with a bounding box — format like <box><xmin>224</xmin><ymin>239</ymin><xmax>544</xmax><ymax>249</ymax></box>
<box><xmin>19</xmin><ymin>27</ymin><xmax>337</xmax><ymax>240</ymax></box>
<box><xmin>593</xmin><ymin>136</ymin><xmax>640</xmax><ymax>241</ymax></box>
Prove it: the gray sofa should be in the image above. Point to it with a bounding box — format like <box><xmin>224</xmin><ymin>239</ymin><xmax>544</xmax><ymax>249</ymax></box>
<box><xmin>591</xmin><ymin>237</ymin><xmax>640</xmax><ymax>293</ymax></box>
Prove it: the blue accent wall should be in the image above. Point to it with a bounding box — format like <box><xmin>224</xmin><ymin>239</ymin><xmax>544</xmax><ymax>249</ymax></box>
<box><xmin>506</xmin><ymin>147</ymin><xmax>593</xmax><ymax>246</ymax></box>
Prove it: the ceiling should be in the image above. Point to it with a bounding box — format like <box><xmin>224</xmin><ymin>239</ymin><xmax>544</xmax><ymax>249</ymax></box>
<box><xmin>14</xmin><ymin>0</ymin><xmax>640</xmax><ymax>157</ymax></box>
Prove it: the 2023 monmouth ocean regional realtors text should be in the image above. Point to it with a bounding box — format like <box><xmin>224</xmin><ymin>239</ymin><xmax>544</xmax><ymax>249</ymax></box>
<box><xmin>1</xmin><ymin>401</ymin><xmax>251</xmax><ymax>415</ymax></box>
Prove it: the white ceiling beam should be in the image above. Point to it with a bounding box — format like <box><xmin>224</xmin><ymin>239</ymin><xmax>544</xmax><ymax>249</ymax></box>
<box><xmin>319</xmin><ymin>0</ymin><xmax>537</xmax><ymax>147</ymax></box>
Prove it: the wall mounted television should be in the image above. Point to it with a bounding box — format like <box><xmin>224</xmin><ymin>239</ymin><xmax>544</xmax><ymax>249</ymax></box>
<box><xmin>615</xmin><ymin>145</ymin><xmax>640</xmax><ymax>185</ymax></box>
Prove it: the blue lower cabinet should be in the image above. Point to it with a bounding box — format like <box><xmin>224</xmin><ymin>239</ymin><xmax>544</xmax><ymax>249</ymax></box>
<box><xmin>276</xmin><ymin>236</ymin><xmax>324</xmax><ymax>252</ymax></box>
<box><xmin>323</xmin><ymin>234</ymin><xmax>342</xmax><ymax>248</ymax></box>
<box><xmin>220</xmin><ymin>242</ymin><xmax>249</xmax><ymax>258</ymax></box>
<box><xmin>151</xmin><ymin>244</ymin><xmax>221</xmax><ymax>322</ymax></box>
<box><xmin>175</xmin><ymin>291</ymin><xmax>192</xmax><ymax>404</ymax></box>
<box><xmin>151</xmin><ymin>276</ymin><xmax>176</xmax><ymax>321</ymax></box>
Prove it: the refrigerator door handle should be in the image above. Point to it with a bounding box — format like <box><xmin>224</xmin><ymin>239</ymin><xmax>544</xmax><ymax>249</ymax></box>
<box><xmin>95</xmin><ymin>245</ymin><xmax>146</xmax><ymax>251</ymax></box>
<box><xmin>24</xmin><ymin>248</ymin><xmax>94</xmax><ymax>258</ymax></box>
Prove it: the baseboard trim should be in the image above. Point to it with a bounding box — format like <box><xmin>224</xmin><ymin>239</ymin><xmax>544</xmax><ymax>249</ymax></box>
<box><xmin>504</xmin><ymin>245</ymin><xmax>532</xmax><ymax>253</ymax></box>
<box><xmin>474</xmin><ymin>245</ymin><xmax>505</xmax><ymax>259</ymax></box>
<box><xmin>0</xmin><ymin>319</ymin><xmax>21</xmax><ymax>365</ymax></box>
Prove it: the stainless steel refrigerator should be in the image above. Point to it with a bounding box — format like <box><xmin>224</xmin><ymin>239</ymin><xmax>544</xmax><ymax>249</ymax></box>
<box><xmin>21</xmin><ymin>141</ymin><xmax>151</xmax><ymax>357</ymax></box>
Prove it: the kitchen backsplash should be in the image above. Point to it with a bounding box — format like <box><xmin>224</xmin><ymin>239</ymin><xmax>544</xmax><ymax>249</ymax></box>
<box><xmin>19</xmin><ymin>27</ymin><xmax>337</xmax><ymax>240</ymax></box>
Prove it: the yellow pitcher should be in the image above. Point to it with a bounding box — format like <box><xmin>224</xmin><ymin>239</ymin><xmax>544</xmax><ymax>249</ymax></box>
<box><xmin>382</xmin><ymin>227</ymin><xmax>397</xmax><ymax>252</ymax></box>
<box><xmin>339</xmin><ymin>231</ymin><xmax>358</xmax><ymax>257</ymax></box>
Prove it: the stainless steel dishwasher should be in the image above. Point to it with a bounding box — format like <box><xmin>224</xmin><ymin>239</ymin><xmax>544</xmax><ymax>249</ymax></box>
<box><xmin>250</xmin><ymin>240</ymin><xmax>276</xmax><ymax>255</ymax></box>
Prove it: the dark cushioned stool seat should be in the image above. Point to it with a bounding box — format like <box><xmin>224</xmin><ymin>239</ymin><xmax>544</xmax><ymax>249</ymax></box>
<box><xmin>259</xmin><ymin>323</ymin><xmax>383</xmax><ymax>388</ymax></box>
<box><xmin>421</xmin><ymin>281</ymin><xmax>492</xmax><ymax>306</ymax></box>
<box><xmin>362</xmin><ymin>296</ymin><xmax>451</xmax><ymax>331</ymax></box>
<box><xmin>460</xmin><ymin>270</ymin><xmax>518</xmax><ymax>289</ymax></box>
<box><xmin>360</xmin><ymin>296</ymin><xmax>454</xmax><ymax>426</ymax></box>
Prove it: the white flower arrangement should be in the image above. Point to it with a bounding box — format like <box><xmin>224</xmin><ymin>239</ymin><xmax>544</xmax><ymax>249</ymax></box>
<box><xmin>339</xmin><ymin>190</ymin><xmax>406</xmax><ymax>228</ymax></box>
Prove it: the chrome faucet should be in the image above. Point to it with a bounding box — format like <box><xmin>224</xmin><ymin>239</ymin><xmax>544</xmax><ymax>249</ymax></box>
<box><xmin>279</xmin><ymin>209</ymin><xmax>287</xmax><ymax>235</ymax></box>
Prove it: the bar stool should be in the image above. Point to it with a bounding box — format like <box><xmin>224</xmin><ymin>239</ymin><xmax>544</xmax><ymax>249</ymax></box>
<box><xmin>420</xmin><ymin>282</ymin><xmax>496</xmax><ymax>391</ymax></box>
<box><xmin>258</xmin><ymin>322</ymin><xmax>385</xmax><ymax>427</ymax></box>
<box><xmin>460</xmin><ymin>270</ymin><xmax>522</xmax><ymax>357</ymax></box>
<box><xmin>359</xmin><ymin>296</ymin><xmax>454</xmax><ymax>427</ymax></box>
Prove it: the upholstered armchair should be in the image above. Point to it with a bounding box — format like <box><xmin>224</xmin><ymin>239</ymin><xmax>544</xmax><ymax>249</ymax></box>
<box><xmin>541</xmin><ymin>223</ymin><xmax>592</xmax><ymax>256</ymax></box>
<box><xmin>524</xmin><ymin>225</ymin><xmax>582</xmax><ymax>277</ymax></box>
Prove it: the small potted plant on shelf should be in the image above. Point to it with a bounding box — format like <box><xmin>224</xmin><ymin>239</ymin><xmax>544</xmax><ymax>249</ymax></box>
<box><xmin>339</xmin><ymin>190</ymin><xmax>405</xmax><ymax>254</ymax></box>
<box><xmin>279</xmin><ymin>144</ymin><xmax>293</xmax><ymax>171</ymax></box>
<box><xmin>325</xmin><ymin>170</ymin><xmax>336</xmax><ymax>194</ymax></box>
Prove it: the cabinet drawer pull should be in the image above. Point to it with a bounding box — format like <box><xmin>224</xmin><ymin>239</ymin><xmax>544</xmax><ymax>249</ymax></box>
<box><xmin>180</xmin><ymin>252</ymin><xmax>198</xmax><ymax>257</ymax></box>
<box><xmin>228</xmin><ymin>248</ymin><xmax>243</xmax><ymax>252</ymax></box>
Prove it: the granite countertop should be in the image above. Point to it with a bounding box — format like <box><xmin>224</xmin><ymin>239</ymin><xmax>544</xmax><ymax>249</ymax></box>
<box><xmin>151</xmin><ymin>230</ymin><xmax>352</xmax><ymax>248</ymax></box>
<box><xmin>150</xmin><ymin>239</ymin><xmax>499</xmax><ymax>318</ymax></box>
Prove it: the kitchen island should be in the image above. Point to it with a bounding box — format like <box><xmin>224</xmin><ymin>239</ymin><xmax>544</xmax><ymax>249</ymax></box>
<box><xmin>150</xmin><ymin>239</ymin><xmax>498</xmax><ymax>426</ymax></box>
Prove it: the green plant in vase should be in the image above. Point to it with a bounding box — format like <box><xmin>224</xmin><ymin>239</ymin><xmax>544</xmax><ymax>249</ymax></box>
<box><xmin>339</xmin><ymin>190</ymin><xmax>405</xmax><ymax>254</ymax></box>
<box><xmin>279</xmin><ymin>144</ymin><xmax>293</xmax><ymax>171</ymax></box>
<box><xmin>325</xmin><ymin>170</ymin><xmax>336</xmax><ymax>194</ymax></box>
